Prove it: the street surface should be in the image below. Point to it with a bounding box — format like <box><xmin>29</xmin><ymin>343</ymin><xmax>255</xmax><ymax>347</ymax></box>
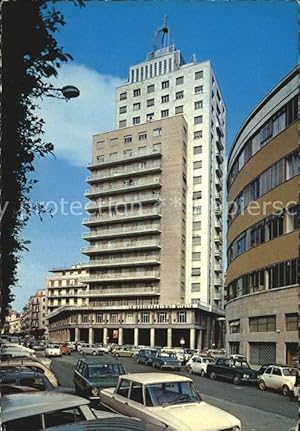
<box><xmin>47</xmin><ymin>352</ymin><xmax>297</xmax><ymax>431</ymax></box>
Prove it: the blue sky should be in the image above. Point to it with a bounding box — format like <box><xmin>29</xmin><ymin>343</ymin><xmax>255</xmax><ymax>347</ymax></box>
<box><xmin>13</xmin><ymin>1</ymin><xmax>297</xmax><ymax>311</ymax></box>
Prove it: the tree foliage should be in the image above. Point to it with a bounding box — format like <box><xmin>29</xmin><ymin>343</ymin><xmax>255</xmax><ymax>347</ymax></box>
<box><xmin>1</xmin><ymin>0</ymin><xmax>83</xmax><ymax>323</ymax></box>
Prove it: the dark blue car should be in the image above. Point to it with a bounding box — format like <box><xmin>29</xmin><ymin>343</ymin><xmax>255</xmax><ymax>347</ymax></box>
<box><xmin>135</xmin><ymin>349</ymin><xmax>158</xmax><ymax>365</ymax></box>
<box><xmin>152</xmin><ymin>352</ymin><xmax>182</xmax><ymax>370</ymax></box>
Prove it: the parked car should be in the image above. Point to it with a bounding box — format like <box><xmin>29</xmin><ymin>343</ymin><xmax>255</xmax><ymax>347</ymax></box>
<box><xmin>74</xmin><ymin>357</ymin><xmax>126</xmax><ymax>405</ymax></box>
<box><xmin>0</xmin><ymin>350</ymin><xmax>35</xmax><ymax>360</ymax></box>
<box><xmin>1</xmin><ymin>391</ymin><xmax>139</xmax><ymax>430</ymax></box>
<box><xmin>30</xmin><ymin>342</ymin><xmax>46</xmax><ymax>352</ymax></box>
<box><xmin>0</xmin><ymin>385</ymin><xmax>40</xmax><ymax>395</ymax></box>
<box><xmin>206</xmin><ymin>357</ymin><xmax>258</xmax><ymax>385</ymax></box>
<box><xmin>152</xmin><ymin>351</ymin><xmax>182</xmax><ymax>370</ymax></box>
<box><xmin>112</xmin><ymin>346</ymin><xmax>135</xmax><ymax>357</ymax></box>
<box><xmin>78</xmin><ymin>343</ymin><xmax>104</xmax><ymax>356</ymax></box>
<box><xmin>100</xmin><ymin>373</ymin><xmax>241</xmax><ymax>431</ymax></box>
<box><xmin>289</xmin><ymin>371</ymin><xmax>299</xmax><ymax>401</ymax></box>
<box><xmin>258</xmin><ymin>364</ymin><xmax>298</xmax><ymax>396</ymax></box>
<box><xmin>1</xmin><ymin>343</ymin><xmax>35</xmax><ymax>355</ymax></box>
<box><xmin>0</xmin><ymin>358</ymin><xmax>61</xmax><ymax>387</ymax></box>
<box><xmin>187</xmin><ymin>356</ymin><xmax>215</xmax><ymax>376</ymax></box>
<box><xmin>60</xmin><ymin>344</ymin><xmax>71</xmax><ymax>355</ymax></box>
<box><xmin>135</xmin><ymin>348</ymin><xmax>158</xmax><ymax>365</ymax></box>
<box><xmin>45</xmin><ymin>344</ymin><xmax>62</xmax><ymax>358</ymax></box>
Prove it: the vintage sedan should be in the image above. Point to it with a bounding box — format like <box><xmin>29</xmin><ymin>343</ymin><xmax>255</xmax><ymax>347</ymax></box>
<box><xmin>113</xmin><ymin>346</ymin><xmax>135</xmax><ymax>357</ymax></box>
<box><xmin>2</xmin><ymin>392</ymin><xmax>144</xmax><ymax>430</ymax></box>
<box><xmin>152</xmin><ymin>352</ymin><xmax>182</xmax><ymax>370</ymax></box>
<box><xmin>136</xmin><ymin>349</ymin><xmax>158</xmax><ymax>365</ymax></box>
<box><xmin>100</xmin><ymin>373</ymin><xmax>241</xmax><ymax>431</ymax></box>
<box><xmin>187</xmin><ymin>356</ymin><xmax>215</xmax><ymax>376</ymax></box>
<box><xmin>78</xmin><ymin>343</ymin><xmax>104</xmax><ymax>356</ymax></box>
<box><xmin>258</xmin><ymin>365</ymin><xmax>298</xmax><ymax>396</ymax></box>
<box><xmin>45</xmin><ymin>344</ymin><xmax>62</xmax><ymax>358</ymax></box>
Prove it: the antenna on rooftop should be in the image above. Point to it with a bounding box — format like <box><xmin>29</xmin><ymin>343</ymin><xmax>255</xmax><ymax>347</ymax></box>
<box><xmin>153</xmin><ymin>15</ymin><xmax>170</xmax><ymax>51</ymax></box>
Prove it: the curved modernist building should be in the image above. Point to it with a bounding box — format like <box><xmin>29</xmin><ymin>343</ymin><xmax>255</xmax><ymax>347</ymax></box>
<box><xmin>226</xmin><ymin>67</ymin><xmax>299</xmax><ymax>365</ymax></box>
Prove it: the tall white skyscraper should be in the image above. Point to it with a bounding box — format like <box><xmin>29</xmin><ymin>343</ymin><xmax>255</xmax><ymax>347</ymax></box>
<box><xmin>115</xmin><ymin>25</ymin><xmax>226</xmax><ymax>310</ymax></box>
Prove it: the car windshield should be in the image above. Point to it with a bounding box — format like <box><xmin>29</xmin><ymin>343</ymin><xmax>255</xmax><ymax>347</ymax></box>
<box><xmin>159</xmin><ymin>353</ymin><xmax>176</xmax><ymax>358</ymax></box>
<box><xmin>48</xmin><ymin>345</ymin><xmax>60</xmax><ymax>349</ymax></box>
<box><xmin>145</xmin><ymin>381</ymin><xmax>201</xmax><ymax>407</ymax></box>
<box><xmin>88</xmin><ymin>364</ymin><xmax>124</xmax><ymax>378</ymax></box>
<box><xmin>282</xmin><ymin>368</ymin><xmax>297</xmax><ymax>376</ymax></box>
<box><xmin>235</xmin><ymin>361</ymin><xmax>250</xmax><ymax>368</ymax></box>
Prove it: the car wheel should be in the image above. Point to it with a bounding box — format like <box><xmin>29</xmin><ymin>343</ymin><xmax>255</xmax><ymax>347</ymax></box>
<box><xmin>209</xmin><ymin>371</ymin><xmax>216</xmax><ymax>380</ymax></box>
<box><xmin>92</xmin><ymin>351</ymin><xmax>97</xmax><ymax>356</ymax></box>
<box><xmin>136</xmin><ymin>358</ymin><xmax>140</xmax><ymax>364</ymax></box>
<box><xmin>200</xmin><ymin>369</ymin><xmax>205</xmax><ymax>377</ymax></box>
<box><xmin>233</xmin><ymin>375</ymin><xmax>241</xmax><ymax>385</ymax></box>
<box><xmin>259</xmin><ymin>380</ymin><xmax>266</xmax><ymax>391</ymax></box>
<box><xmin>282</xmin><ymin>385</ymin><xmax>290</xmax><ymax>396</ymax></box>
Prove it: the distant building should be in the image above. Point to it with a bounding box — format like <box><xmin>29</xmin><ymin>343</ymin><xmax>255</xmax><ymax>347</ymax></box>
<box><xmin>3</xmin><ymin>310</ymin><xmax>21</xmax><ymax>335</ymax></box>
<box><xmin>20</xmin><ymin>289</ymin><xmax>48</xmax><ymax>336</ymax></box>
<box><xmin>226</xmin><ymin>66</ymin><xmax>299</xmax><ymax>365</ymax></box>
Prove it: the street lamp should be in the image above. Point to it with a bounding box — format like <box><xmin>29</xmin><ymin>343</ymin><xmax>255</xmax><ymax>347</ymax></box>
<box><xmin>44</xmin><ymin>85</ymin><xmax>80</xmax><ymax>100</ymax></box>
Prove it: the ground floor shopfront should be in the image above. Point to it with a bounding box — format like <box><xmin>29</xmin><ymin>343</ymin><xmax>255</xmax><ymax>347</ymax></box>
<box><xmin>47</xmin><ymin>304</ymin><xmax>225</xmax><ymax>350</ymax></box>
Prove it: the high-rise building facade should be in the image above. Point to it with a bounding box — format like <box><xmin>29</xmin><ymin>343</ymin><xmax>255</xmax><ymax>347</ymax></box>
<box><xmin>226</xmin><ymin>66</ymin><xmax>299</xmax><ymax>365</ymax></box>
<box><xmin>47</xmin><ymin>29</ymin><xmax>226</xmax><ymax>349</ymax></box>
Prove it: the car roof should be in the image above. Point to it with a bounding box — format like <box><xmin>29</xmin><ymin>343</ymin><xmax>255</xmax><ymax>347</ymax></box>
<box><xmin>78</xmin><ymin>357</ymin><xmax>122</xmax><ymax>365</ymax></box>
<box><xmin>2</xmin><ymin>392</ymin><xmax>90</xmax><ymax>423</ymax></box>
<box><xmin>119</xmin><ymin>373</ymin><xmax>192</xmax><ymax>385</ymax></box>
<box><xmin>46</xmin><ymin>417</ymin><xmax>145</xmax><ymax>431</ymax></box>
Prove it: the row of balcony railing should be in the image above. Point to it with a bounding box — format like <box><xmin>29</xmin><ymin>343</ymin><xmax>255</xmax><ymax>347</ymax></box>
<box><xmin>82</xmin><ymin>223</ymin><xmax>161</xmax><ymax>239</ymax></box>
<box><xmin>82</xmin><ymin>209</ymin><xmax>161</xmax><ymax>225</ymax></box>
<box><xmin>85</xmin><ymin>178</ymin><xmax>161</xmax><ymax>197</ymax></box>
<box><xmin>87</xmin><ymin>148</ymin><xmax>162</xmax><ymax>168</ymax></box>
<box><xmin>87</xmin><ymin>162</ymin><xmax>162</xmax><ymax>182</ymax></box>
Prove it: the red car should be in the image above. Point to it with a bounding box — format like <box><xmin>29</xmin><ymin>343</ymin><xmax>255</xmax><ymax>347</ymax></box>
<box><xmin>60</xmin><ymin>344</ymin><xmax>71</xmax><ymax>355</ymax></box>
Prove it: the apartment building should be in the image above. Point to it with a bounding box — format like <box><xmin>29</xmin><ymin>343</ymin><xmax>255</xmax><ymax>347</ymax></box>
<box><xmin>3</xmin><ymin>310</ymin><xmax>21</xmax><ymax>335</ymax></box>
<box><xmin>226</xmin><ymin>66</ymin><xmax>299</xmax><ymax>365</ymax></box>
<box><xmin>47</xmin><ymin>28</ymin><xmax>226</xmax><ymax>348</ymax></box>
<box><xmin>20</xmin><ymin>289</ymin><xmax>48</xmax><ymax>336</ymax></box>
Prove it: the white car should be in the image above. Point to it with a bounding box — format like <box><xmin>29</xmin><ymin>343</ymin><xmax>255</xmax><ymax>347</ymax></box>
<box><xmin>187</xmin><ymin>356</ymin><xmax>215</xmax><ymax>376</ymax></box>
<box><xmin>100</xmin><ymin>373</ymin><xmax>241</xmax><ymax>431</ymax></box>
<box><xmin>45</xmin><ymin>344</ymin><xmax>62</xmax><ymax>357</ymax></box>
<box><xmin>185</xmin><ymin>354</ymin><xmax>209</xmax><ymax>368</ymax></box>
<box><xmin>1</xmin><ymin>343</ymin><xmax>35</xmax><ymax>354</ymax></box>
<box><xmin>258</xmin><ymin>365</ymin><xmax>298</xmax><ymax>396</ymax></box>
<box><xmin>78</xmin><ymin>343</ymin><xmax>104</xmax><ymax>356</ymax></box>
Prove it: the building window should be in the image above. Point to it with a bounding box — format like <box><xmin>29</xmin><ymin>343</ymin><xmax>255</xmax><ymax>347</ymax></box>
<box><xmin>120</xmin><ymin>92</ymin><xmax>127</xmax><ymax>100</ymax></box>
<box><xmin>82</xmin><ymin>314</ymin><xmax>89</xmax><ymax>323</ymax></box>
<box><xmin>229</xmin><ymin>320</ymin><xmax>240</xmax><ymax>334</ymax></box>
<box><xmin>133</xmin><ymin>117</ymin><xmax>140</xmax><ymax>125</ymax></box>
<box><xmin>176</xmin><ymin>91</ymin><xmax>184</xmax><ymax>100</ymax></box>
<box><xmin>96</xmin><ymin>313</ymin><xmax>103</xmax><ymax>323</ymax></box>
<box><xmin>193</xmin><ymin>146</ymin><xmax>202</xmax><ymax>155</ymax></box>
<box><xmin>147</xmin><ymin>84</ymin><xmax>155</xmax><ymax>93</ymax></box>
<box><xmin>119</xmin><ymin>120</ymin><xmax>126</xmax><ymax>128</ymax></box>
<box><xmin>195</xmin><ymin>70</ymin><xmax>203</xmax><ymax>80</ymax></box>
<box><xmin>147</xmin><ymin>98</ymin><xmax>155</xmax><ymax>107</ymax></box>
<box><xmin>192</xmin><ymin>268</ymin><xmax>200</xmax><ymax>276</ymax></box>
<box><xmin>195</xmin><ymin>86</ymin><xmax>203</xmax><ymax>95</ymax></box>
<box><xmin>161</xmin><ymin>109</ymin><xmax>169</xmax><ymax>118</ymax></box>
<box><xmin>133</xmin><ymin>89</ymin><xmax>141</xmax><ymax>97</ymax></box>
<box><xmin>126</xmin><ymin>313</ymin><xmax>134</xmax><ymax>324</ymax></box>
<box><xmin>153</xmin><ymin>128</ymin><xmax>162</xmax><ymax>137</ymax></box>
<box><xmin>147</xmin><ymin>113</ymin><xmax>154</xmax><ymax>121</ymax></box>
<box><xmin>193</xmin><ymin>191</ymin><xmax>202</xmax><ymax>200</ymax></box>
<box><xmin>141</xmin><ymin>312</ymin><xmax>150</xmax><ymax>323</ymax></box>
<box><xmin>158</xmin><ymin>312</ymin><xmax>167</xmax><ymax>323</ymax></box>
<box><xmin>111</xmin><ymin>313</ymin><xmax>118</xmax><ymax>323</ymax></box>
<box><xmin>161</xmin><ymin>80</ymin><xmax>169</xmax><ymax>89</ymax></box>
<box><xmin>194</xmin><ymin>161</ymin><xmax>202</xmax><ymax>169</ymax></box>
<box><xmin>138</xmin><ymin>132</ymin><xmax>147</xmax><ymax>141</ymax></box>
<box><xmin>177</xmin><ymin>311</ymin><xmax>186</xmax><ymax>323</ymax></box>
<box><xmin>194</xmin><ymin>100</ymin><xmax>203</xmax><ymax>109</ymax></box>
<box><xmin>249</xmin><ymin>316</ymin><xmax>276</xmax><ymax>332</ymax></box>
<box><xmin>133</xmin><ymin>102</ymin><xmax>141</xmax><ymax>111</ymax></box>
<box><xmin>193</xmin><ymin>176</ymin><xmax>202</xmax><ymax>185</ymax></box>
<box><xmin>124</xmin><ymin>135</ymin><xmax>132</xmax><ymax>144</ymax></box>
<box><xmin>161</xmin><ymin>95</ymin><xmax>169</xmax><ymax>103</ymax></box>
<box><xmin>153</xmin><ymin>143</ymin><xmax>161</xmax><ymax>152</ymax></box>
<box><xmin>176</xmin><ymin>76</ymin><xmax>184</xmax><ymax>85</ymax></box>
<box><xmin>192</xmin><ymin>252</ymin><xmax>200</xmax><ymax>261</ymax></box>
<box><xmin>194</xmin><ymin>116</ymin><xmax>203</xmax><ymax>125</ymax></box>
<box><xmin>192</xmin><ymin>236</ymin><xmax>201</xmax><ymax>245</ymax></box>
<box><xmin>286</xmin><ymin>314</ymin><xmax>298</xmax><ymax>331</ymax></box>
<box><xmin>119</xmin><ymin>106</ymin><xmax>127</xmax><ymax>114</ymax></box>
<box><xmin>175</xmin><ymin>105</ymin><xmax>183</xmax><ymax>114</ymax></box>
<box><xmin>194</xmin><ymin>131</ymin><xmax>203</xmax><ymax>139</ymax></box>
<box><xmin>192</xmin><ymin>283</ymin><xmax>200</xmax><ymax>291</ymax></box>
<box><xmin>193</xmin><ymin>221</ymin><xmax>201</xmax><ymax>230</ymax></box>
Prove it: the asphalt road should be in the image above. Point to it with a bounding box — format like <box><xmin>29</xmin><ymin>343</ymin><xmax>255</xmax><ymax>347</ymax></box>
<box><xmin>48</xmin><ymin>352</ymin><xmax>298</xmax><ymax>431</ymax></box>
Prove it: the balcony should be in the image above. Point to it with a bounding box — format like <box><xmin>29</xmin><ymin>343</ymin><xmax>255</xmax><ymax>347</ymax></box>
<box><xmin>87</xmin><ymin>148</ymin><xmax>162</xmax><ymax>169</ymax></box>
<box><xmin>214</xmin><ymin>263</ymin><xmax>222</xmax><ymax>272</ymax></box>
<box><xmin>82</xmin><ymin>209</ymin><xmax>161</xmax><ymax>226</ymax></box>
<box><xmin>215</xmin><ymin>220</ymin><xmax>222</xmax><ymax>232</ymax></box>
<box><xmin>86</xmin><ymin>163</ymin><xmax>162</xmax><ymax>184</ymax></box>
<box><xmin>81</xmin><ymin>239</ymin><xmax>161</xmax><ymax>255</ymax></box>
<box><xmin>214</xmin><ymin>235</ymin><xmax>222</xmax><ymax>245</ymax></box>
<box><xmin>82</xmin><ymin>224</ymin><xmax>161</xmax><ymax>240</ymax></box>
<box><xmin>216</xmin><ymin>166</ymin><xmax>222</xmax><ymax>178</ymax></box>
<box><xmin>85</xmin><ymin>179</ymin><xmax>161</xmax><ymax>198</ymax></box>
<box><xmin>215</xmin><ymin>249</ymin><xmax>222</xmax><ymax>259</ymax></box>
<box><xmin>83</xmin><ymin>271</ymin><xmax>160</xmax><ymax>283</ymax></box>
<box><xmin>214</xmin><ymin>277</ymin><xmax>222</xmax><ymax>286</ymax></box>
<box><xmin>81</xmin><ymin>286</ymin><xmax>160</xmax><ymax>297</ymax></box>
<box><xmin>81</xmin><ymin>256</ymin><xmax>160</xmax><ymax>269</ymax></box>
<box><xmin>213</xmin><ymin>293</ymin><xmax>221</xmax><ymax>300</ymax></box>
<box><xmin>85</xmin><ymin>195</ymin><xmax>159</xmax><ymax>212</ymax></box>
<box><xmin>216</xmin><ymin>152</ymin><xmax>223</xmax><ymax>164</ymax></box>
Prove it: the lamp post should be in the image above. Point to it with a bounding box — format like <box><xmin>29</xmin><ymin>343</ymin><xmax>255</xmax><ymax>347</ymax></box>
<box><xmin>44</xmin><ymin>85</ymin><xmax>80</xmax><ymax>100</ymax></box>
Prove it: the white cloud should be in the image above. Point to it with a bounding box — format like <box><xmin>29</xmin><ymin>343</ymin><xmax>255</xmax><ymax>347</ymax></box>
<box><xmin>39</xmin><ymin>63</ymin><xmax>124</xmax><ymax>166</ymax></box>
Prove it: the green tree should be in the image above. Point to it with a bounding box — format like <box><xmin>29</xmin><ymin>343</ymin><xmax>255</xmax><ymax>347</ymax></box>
<box><xmin>1</xmin><ymin>0</ymin><xmax>83</xmax><ymax>324</ymax></box>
